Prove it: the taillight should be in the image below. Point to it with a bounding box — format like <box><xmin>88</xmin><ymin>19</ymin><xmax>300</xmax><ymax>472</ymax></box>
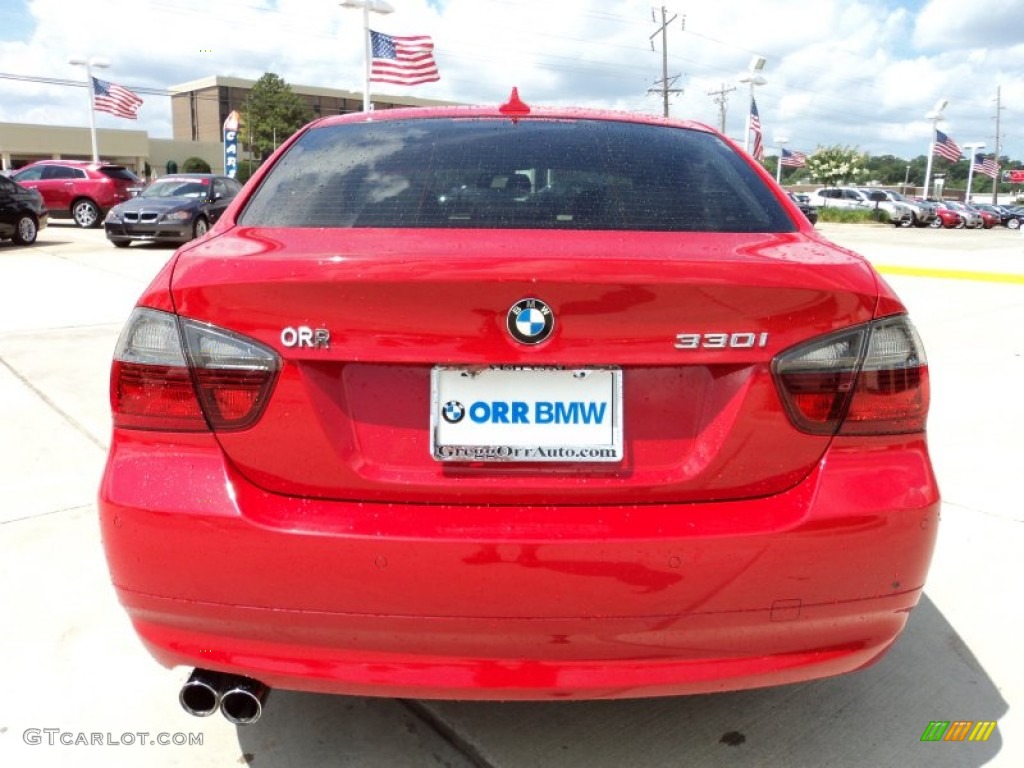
<box><xmin>111</xmin><ymin>308</ymin><xmax>279</xmax><ymax>432</ymax></box>
<box><xmin>773</xmin><ymin>315</ymin><xmax>929</xmax><ymax>435</ymax></box>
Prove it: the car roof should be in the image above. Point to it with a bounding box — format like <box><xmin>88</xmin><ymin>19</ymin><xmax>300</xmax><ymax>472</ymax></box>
<box><xmin>311</xmin><ymin>101</ymin><xmax>719</xmax><ymax>136</ymax></box>
<box><xmin>21</xmin><ymin>159</ymin><xmax>124</xmax><ymax>170</ymax></box>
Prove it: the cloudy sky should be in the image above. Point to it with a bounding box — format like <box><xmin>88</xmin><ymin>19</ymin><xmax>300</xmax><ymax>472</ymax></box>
<box><xmin>1</xmin><ymin>0</ymin><xmax>1020</xmax><ymax>161</ymax></box>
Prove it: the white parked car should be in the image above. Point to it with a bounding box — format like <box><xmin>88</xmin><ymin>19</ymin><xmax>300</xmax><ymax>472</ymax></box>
<box><xmin>807</xmin><ymin>187</ymin><xmax>869</xmax><ymax>210</ymax></box>
<box><xmin>809</xmin><ymin>187</ymin><xmax>913</xmax><ymax>227</ymax></box>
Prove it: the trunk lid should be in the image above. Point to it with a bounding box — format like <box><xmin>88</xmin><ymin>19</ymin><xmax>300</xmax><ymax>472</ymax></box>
<box><xmin>169</xmin><ymin>227</ymin><xmax>879</xmax><ymax>505</ymax></box>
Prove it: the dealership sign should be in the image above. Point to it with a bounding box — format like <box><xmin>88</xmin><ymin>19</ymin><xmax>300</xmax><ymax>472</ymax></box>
<box><xmin>1007</xmin><ymin>170</ymin><xmax>1024</xmax><ymax>183</ymax></box>
<box><xmin>223</xmin><ymin>111</ymin><xmax>240</xmax><ymax>179</ymax></box>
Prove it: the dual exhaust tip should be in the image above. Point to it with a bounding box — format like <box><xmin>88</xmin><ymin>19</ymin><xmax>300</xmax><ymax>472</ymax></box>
<box><xmin>179</xmin><ymin>669</ymin><xmax>269</xmax><ymax>725</ymax></box>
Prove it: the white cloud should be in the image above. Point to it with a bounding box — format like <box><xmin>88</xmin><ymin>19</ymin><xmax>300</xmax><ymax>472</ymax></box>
<box><xmin>0</xmin><ymin>0</ymin><xmax>1020</xmax><ymax>160</ymax></box>
<box><xmin>914</xmin><ymin>0</ymin><xmax>1024</xmax><ymax>49</ymax></box>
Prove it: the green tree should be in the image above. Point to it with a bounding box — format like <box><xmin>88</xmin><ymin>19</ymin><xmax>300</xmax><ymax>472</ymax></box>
<box><xmin>805</xmin><ymin>145</ymin><xmax>869</xmax><ymax>188</ymax></box>
<box><xmin>864</xmin><ymin>154</ymin><xmax>911</xmax><ymax>185</ymax></box>
<box><xmin>241</xmin><ymin>73</ymin><xmax>313</xmax><ymax>166</ymax></box>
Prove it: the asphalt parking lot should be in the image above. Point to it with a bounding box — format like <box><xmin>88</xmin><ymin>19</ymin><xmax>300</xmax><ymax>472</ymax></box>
<box><xmin>0</xmin><ymin>221</ymin><xmax>1021</xmax><ymax>767</ymax></box>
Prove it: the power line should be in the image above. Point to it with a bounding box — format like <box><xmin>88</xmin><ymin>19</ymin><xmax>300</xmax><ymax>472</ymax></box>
<box><xmin>0</xmin><ymin>71</ymin><xmax>178</xmax><ymax>99</ymax></box>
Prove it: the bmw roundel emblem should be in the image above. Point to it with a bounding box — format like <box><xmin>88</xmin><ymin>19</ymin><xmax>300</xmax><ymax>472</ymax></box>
<box><xmin>507</xmin><ymin>298</ymin><xmax>554</xmax><ymax>344</ymax></box>
<box><xmin>442</xmin><ymin>400</ymin><xmax>465</xmax><ymax>423</ymax></box>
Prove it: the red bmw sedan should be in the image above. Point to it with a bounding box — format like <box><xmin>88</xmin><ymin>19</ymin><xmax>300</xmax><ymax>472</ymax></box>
<box><xmin>98</xmin><ymin>93</ymin><xmax>938</xmax><ymax>724</ymax></box>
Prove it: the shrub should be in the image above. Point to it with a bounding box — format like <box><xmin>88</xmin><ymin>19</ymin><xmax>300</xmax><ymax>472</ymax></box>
<box><xmin>234</xmin><ymin>163</ymin><xmax>260</xmax><ymax>184</ymax></box>
<box><xmin>181</xmin><ymin>156</ymin><xmax>212</xmax><ymax>173</ymax></box>
<box><xmin>817</xmin><ymin>208</ymin><xmax>884</xmax><ymax>224</ymax></box>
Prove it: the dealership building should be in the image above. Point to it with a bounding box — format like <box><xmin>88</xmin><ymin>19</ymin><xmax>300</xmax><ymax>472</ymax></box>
<box><xmin>0</xmin><ymin>75</ymin><xmax>454</xmax><ymax>175</ymax></box>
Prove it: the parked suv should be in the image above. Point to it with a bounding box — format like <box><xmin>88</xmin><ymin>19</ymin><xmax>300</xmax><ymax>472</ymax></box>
<box><xmin>807</xmin><ymin>187</ymin><xmax>869</xmax><ymax>210</ymax></box>
<box><xmin>808</xmin><ymin>187</ymin><xmax>913</xmax><ymax>226</ymax></box>
<box><xmin>868</xmin><ymin>189</ymin><xmax>937</xmax><ymax>228</ymax></box>
<box><xmin>10</xmin><ymin>160</ymin><xmax>141</xmax><ymax>228</ymax></box>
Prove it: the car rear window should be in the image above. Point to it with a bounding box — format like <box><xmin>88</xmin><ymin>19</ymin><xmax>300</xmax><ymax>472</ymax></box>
<box><xmin>239</xmin><ymin>118</ymin><xmax>794</xmax><ymax>232</ymax></box>
<box><xmin>99</xmin><ymin>166</ymin><xmax>140</xmax><ymax>181</ymax></box>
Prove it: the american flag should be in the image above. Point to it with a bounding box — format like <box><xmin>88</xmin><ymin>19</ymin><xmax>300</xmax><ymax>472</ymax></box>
<box><xmin>92</xmin><ymin>77</ymin><xmax>143</xmax><ymax>120</ymax></box>
<box><xmin>933</xmin><ymin>129</ymin><xmax>962</xmax><ymax>162</ymax></box>
<box><xmin>370</xmin><ymin>30</ymin><xmax>440</xmax><ymax>86</ymax></box>
<box><xmin>781</xmin><ymin>148</ymin><xmax>807</xmax><ymax>167</ymax></box>
<box><xmin>972</xmin><ymin>153</ymin><xmax>999</xmax><ymax>179</ymax></box>
<box><xmin>749</xmin><ymin>98</ymin><xmax>764</xmax><ymax>161</ymax></box>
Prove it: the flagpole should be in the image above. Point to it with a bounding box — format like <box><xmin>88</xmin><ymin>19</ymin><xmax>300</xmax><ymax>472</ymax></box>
<box><xmin>775</xmin><ymin>137</ymin><xmax>789</xmax><ymax>184</ymax></box>
<box><xmin>362</xmin><ymin>4</ymin><xmax>370</xmax><ymax>111</ymax></box>
<box><xmin>339</xmin><ymin>1</ymin><xmax>395</xmax><ymax>113</ymax></box>
<box><xmin>922</xmin><ymin>99</ymin><xmax>947</xmax><ymax>199</ymax></box>
<box><xmin>744</xmin><ymin>98</ymin><xmax>751</xmax><ymax>154</ymax></box>
<box><xmin>923</xmin><ymin>132</ymin><xmax>936</xmax><ymax>200</ymax></box>
<box><xmin>739</xmin><ymin>56</ymin><xmax>766</xmax><ymax>153</ymax></box>
<box><xmin>962</xmin><ymin>142</ymin><xmax>986</xmax><ymax>204</ymax></box>
<box><xmin>69</xmin><ymin>57</ymin><xmax>109</xmax><ymax>161</ymax></box>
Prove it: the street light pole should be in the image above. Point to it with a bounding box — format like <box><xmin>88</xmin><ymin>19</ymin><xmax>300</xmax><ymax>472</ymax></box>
<box><xmin>339</xmin><ymin>0</ymin><xmax>395</xmax><ymax>112</ymax></box>
<box><xmin>738</xmin><ymin>56</ymin><xmax>767</xmax><ymax>154</ymax></box>
<box><xmin>961</xmin><ymin>142</ymin><xmax>986</xmax><ymax>203</ymax></box>
<box><xmin>69</xmin><ymin>56</ymin><xmax>109</xmax><ymax>162</ymax></box>
<box><xmin>922</xmin><ymin>98</ymin><xmax>947</xmax><ymax>200</ymax></box>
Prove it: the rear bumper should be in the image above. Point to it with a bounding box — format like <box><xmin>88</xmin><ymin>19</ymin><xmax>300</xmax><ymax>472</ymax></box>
<box><xmin>98</xmin><ymin>431</ymin><xmax>939</xmax><ymax>700</ymax></box>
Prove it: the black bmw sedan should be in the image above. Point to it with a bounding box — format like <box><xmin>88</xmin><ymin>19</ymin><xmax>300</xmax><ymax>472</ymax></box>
<box><xmin>104</xmin><ymin>173</ymin><xmax>242</xmax><ymax>247</ymax></box>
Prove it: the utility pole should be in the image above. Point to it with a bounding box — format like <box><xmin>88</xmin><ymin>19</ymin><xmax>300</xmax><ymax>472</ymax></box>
<box><xmin>992</xmin><ymin>86</ymin><xmax>1003</xmax><ymax>204</ymax></box>
<box><xmin>707</xmin><ymin>83</ymin><xmax>736</xmax><ymax>133</ymax></box>
<box><xmin>647</xmin><ymin>7</ymin><xmax>684</xmax><ymax>117</ymax></box>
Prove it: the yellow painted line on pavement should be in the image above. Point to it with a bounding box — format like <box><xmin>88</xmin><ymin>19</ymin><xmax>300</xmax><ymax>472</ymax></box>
<box><xmin>875</xmin><ymin>265</ymin><xmax>1024</xmax><ymax>285</ymax></box>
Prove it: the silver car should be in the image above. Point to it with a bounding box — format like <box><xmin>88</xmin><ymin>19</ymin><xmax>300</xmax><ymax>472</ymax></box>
<box><xmin>868</xmin><ymin>189</ymin><xmax>937</xmax><ymax>228</ymax></box>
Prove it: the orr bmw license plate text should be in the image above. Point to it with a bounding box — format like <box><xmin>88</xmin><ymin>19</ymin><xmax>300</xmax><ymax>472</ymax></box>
<box><xmin>431</xmin><ymin>366</ymin><xmax>623</xmax><ymax>462</ymax></box>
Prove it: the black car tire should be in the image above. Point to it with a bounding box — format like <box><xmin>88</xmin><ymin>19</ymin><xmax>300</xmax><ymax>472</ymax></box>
<box><xmin>72</xmin><ymin>198</ymin><xmax>101</xmax><ymax>228</ymax></box>
<box><xmin>110</xmin><ymin>238</ymin><xmax>131</xmax><ymax>248</ymax></box>
<box><xmin>13</xmin><ymin>214</ymin><xmax>38</xmax><ymax>245</ymax></box>
<box><xmin>929</xmin><ymin>218</ymin><xmax>942</xmax><ymax>228</ymax></box>
<box><xmin>192</xmin><ymin>217</ymin><xmax>209</xmax><ymax>240</ymax></box>
<box><xmin>1008</xmin><ymin>219</ymin><xmax>1020</xmax><ymax>230</ymax></box>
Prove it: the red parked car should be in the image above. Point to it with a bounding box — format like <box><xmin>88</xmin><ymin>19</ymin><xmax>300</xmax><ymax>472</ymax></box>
<box><xmin>929</xmin><ymin>205</ymin><xmax>962</xmax><ymax>228</ymax></box>
<box><xmin>99</xmin><ymin>93</ymin><xmax>939</xmax><ymax>724</ymax></box>
<box><xmin>971</xmin><ymin>207</ymin><xmax>999</xmax><ymax>229</ymax></box>
<box><xmin>10</xmin><ymin>159</ymin><xmax>140</xmax><ymax>228</ymax></box>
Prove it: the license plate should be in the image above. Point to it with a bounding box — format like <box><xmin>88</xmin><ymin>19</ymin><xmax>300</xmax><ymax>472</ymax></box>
<box><xmin>431</xmin><ymin>366</ymin><xmax>622</xmax><ymax>462</ymax></box>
